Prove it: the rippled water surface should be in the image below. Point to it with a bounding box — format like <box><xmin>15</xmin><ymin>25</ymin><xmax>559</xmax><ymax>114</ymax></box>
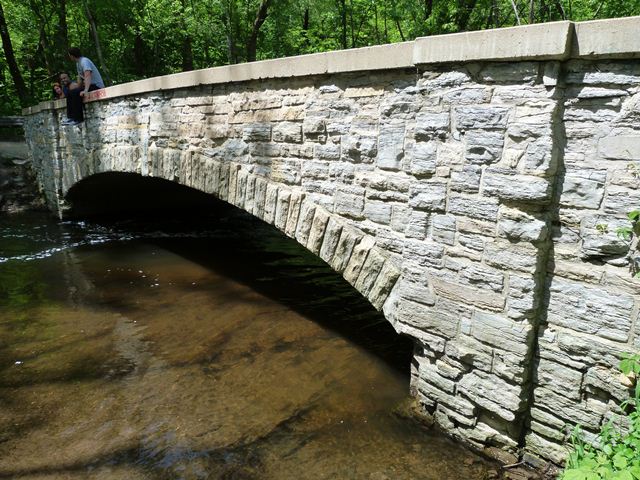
<box><xmin>0</xmin><ymin>209</ymin><xmax>502</xmax><ymax>479</ymax></box>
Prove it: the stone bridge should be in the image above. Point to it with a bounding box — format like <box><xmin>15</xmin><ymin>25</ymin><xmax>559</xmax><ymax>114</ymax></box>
<box><xmin>23</xmin><ymin>17</ymin><xmax>640</xmax><ymax>468</ymax></box>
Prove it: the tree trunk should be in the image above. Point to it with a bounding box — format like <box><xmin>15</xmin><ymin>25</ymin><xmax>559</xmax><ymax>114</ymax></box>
<box><xmin>455</xmin><ymin>0</ymin><xmax>478</xmax><ymax>31</ymax></box>
<box><xmin>424</xmin><ymin>0</ymin><xmax>433</xmax><ymax>20</ymax></box>
<box><xmin>529</xmin><ymin>0</ymin><xmax>535</xmax><ymax>23</ymax></box>
<box><xmin>301</xmin><ymin>6</ymin><xmax>309</xmax><ymax>49</ymax></box>
<box><xmin>0</xmin><ymin>1</ymin><xmax>27</xmax><ymax>106</ymax></box>
<box><xmin>338</xmin><ymin>0</ymin><xmax>347</xmax><ymax>49</ymax></box>
<box><xmin>54</xmin><ymin>0</ymin><xmax>69</xmax><ymax>70</ymax></box>
<box><xmin>246</xmin><ymin>0</ymin><xmax>272</xmax><ymax>62</ymax></box>
<box><xmin>224</xmin><ymin>0</ymin><xmax>238</xmax><ymax>63</ymax></box>
<box><xmin>180</xmin><ymin>0</ymin><xmax>194</xmax><ymax>71</ymax></box>
<box><xmin>83</xmin><ymin>0</ymin><xmax>111</xmax><ymax>85</ymax></box>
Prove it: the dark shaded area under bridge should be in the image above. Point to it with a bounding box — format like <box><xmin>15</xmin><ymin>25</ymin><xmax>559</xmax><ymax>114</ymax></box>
<box><xmin>65</xmin><ymin>171</ymin><xmax>415</xmax><ymax>377</ymax></box>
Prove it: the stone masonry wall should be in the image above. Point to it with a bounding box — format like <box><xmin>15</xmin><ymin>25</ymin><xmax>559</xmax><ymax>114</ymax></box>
<box><xmin>23</xmin><ymin>54</ymin><xmax>640</xmax><ymax>468</ymax></box>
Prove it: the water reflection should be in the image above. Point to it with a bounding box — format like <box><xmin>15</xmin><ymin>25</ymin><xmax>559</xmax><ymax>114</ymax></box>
<box><xmin>0</xmin><ymin>211</ymin><xmax>502</xmax><ymax>479</ymax></box>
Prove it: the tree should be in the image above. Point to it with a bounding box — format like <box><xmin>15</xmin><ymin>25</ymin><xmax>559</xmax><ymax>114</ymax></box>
<box><xmin>0</xmin><ymin>0</ymin><xmax>26</xmax><ymax>106</ymax></box>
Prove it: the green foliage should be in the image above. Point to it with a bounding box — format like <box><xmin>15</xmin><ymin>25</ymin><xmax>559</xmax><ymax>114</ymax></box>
<box><xmin>1</xmin><ymin>0</ymin><xmax>640</xmax><ymax>113</ymax></box>
<box><xmin>560</xmin><ymin>354</ymin><xmax>640</xmax><ymax>480</ymax></box>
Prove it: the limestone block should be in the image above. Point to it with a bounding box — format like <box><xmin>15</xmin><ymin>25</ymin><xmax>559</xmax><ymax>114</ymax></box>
<box><xmin>335</xmin><ymin>185</ymin><xmax>365</xmax><ymax>219</ymax></box>
<box><xmin>560</xmin><ymin>174</ymin><xmax>605</xmax><ymax>209</ymax></box>
<box><xmin>377</xmin><ymin>122</ymin><xmax>406</xmax><ymax>171</ymax></box>
<box><xmin>363</xmin><ymin>200</ymin><xmax>392</xmax><ymax>225</ymax></box>
<box><xmin>271</xmin><ymin>158</ymin><xmax>301</xmax><ymax>185</ymax></box>
<box><xmin>274</xmin><ymin>189</ymin><xmax>291</xmax><ymax>232</ymax></box>
<box><xmin>409</xmin><ymin>180</ymin><xmax>447</xmax><ymax>211</ymax></box>
<box><xmin>603</xmin><ymin>185</ymin><xmax>640</xmax><ymax>215</ymax></box>
<box><xmin>460</xmin><ymin>263</ymin><xmax>504</xmax><ymax>292</ymax></box>
<box><xmin>410</xmin><ymin>141</ymin><xmax>437</xmax><ymax>176</ymax></box>
<box><xmin>451</xmin><ymin>165</ymin><xmax>482</xmax><ymax>192</ymax></box>
<box><xmin>242</xmin><ymin>123</ymin><xmax>271</xmax><ymax>142</ymax></box>
<box><xmin>464</xmin><ymin>130</ymin><xmax>505</xmax><ymax>164</ymax></box>
<box><xmin>448</xmin><ymin>194</ymin><xmax>500</xmax><ymax>222</ymax></box>
<box><xmin>301</xmin><ymin>160</ymin><xmax>330</xmax><ymax>180</ymax></box>
<box><xmin>250</xmin><ymin>142</ymin><xmax>282</xmax><ymax>158</ymax></box>
<box><xmin>343</xmin><ymin>236</ymin><xmax>376</xmax><ymax>285</ymax></box>
<box><xmin>431</xmin><ymin>214</ymin><xmax>456</xmax><ymax>245</ymax></box>
<box><xmin>457</xmin><ymin>217</ymin><xmax>496</xmax><ymax>236</ymax></box>
<box><xmin>431</xmin><ymin>278</ymin><xmax>505</xmax><ymax>312</ymax></box>
<box><xmin>294</xmin><ymin>198</ymin><xmax>317</xmax><ymax>246</ymax></box>
<box><xmin>484</xmin><ymin>241</ymin><xmax>539</xmax><ymax>273</ymax></box>
<box><xmin>368</xmin><ymin>260</ymin><xmax>401</xmax><ymax>310</ymax></box>
<box><xmin>329</xmin><ymin>161</ymin><xmax>356</xmax><ymax>182</ymax></box>
<box><xmin>395</xmin><ymin>297</ymin><xmax>459</xmax><ymax>338</ymax></box>
<box><xmin>233</xmin><ymin>168</ymin><xmax>249</xmax><ymax>208</ymax></box>
<box><xmin>343</xmin><ymin>135</ymin><xmax>378</xmax><ymax>163</ymax></box>
<box><xmin>584</xmin><ymin>365</ymin><xmax>631</xmax><ymax>404</ymax></box>
<box><xmin>458</xmin><ymin>370</ymin><xmax>524</xmax><ymax>422</ymax></box>
<box><xmin>263</xmin><ymin>183</ymin><xmax>279</xmax><ymax>224</ymax></box>
<box><xmin>390</xmin><ymin>204</ymin><xmax>411</xmax><ymax>233</ymax></box>
<box><xmin>419</xmin><ymin>360</ymin><xmax>456</xmax><ymax>393</ymax></box>
<box><xmin>400</xmin><ymin>212</ymin><xmax>428</xmax><ymax>242</ymax></box>
<box><xmin>354</xmin><ymin>248</ymin><xmax>386</xmax><ymax>296</ymax></box>
<box><xmin>394</xmin><ymin>277</ymin><xmax>437</xmax><ymax>306</ymax></box>
<box><xmin>437</xmin><ymin>141</ymin><xmax>465</xmax><ymax>166</ymax></box>
<box><xmin>227</xmin><ymin>165</ymin><xmax>240</xmax><ymax>205</ymax></box>
<box><xmin>414</xmin><ymin>112</ymin><xmax>450</xmax><ymax>140</ymax></box>
<box><xmin>329</xmin><ymin>226</ymin><xmax>363</xmax><ymax>273</ymax></box>
<box><xmin>498</xmin><ymin>207</ymin><xmax>548</xmax><ymax>243</ymax></box>
<box><xmin>547</xmin><ymin>278</ymin><xmax>634</xmax><ymax>342</ymax></box>
<box><xmin>479</xmin><ymin>62</ymin><xmax>540</xmax><ymax>83</ymax></box>
<box><xmin>284</xmin><ymin>190</ymin><xmax>304</xmax><ymax>237</ymax></box>
<box><xmin>580</xmin><ymin>214</ymin><xmax>630</xmax><ymax>258</ymax></box>
<box><xmin>403</xmin><ymin>238</ymin><xmax>445</xmax><ymax>268</ymax></box>
<box><xmin>482</xmin><ymin>170</ymin><xmax>552</xmax><ymax>204</ymax></box>
<box><xmin>455</xmin><ymin>106</ymin><xmax>509</xmax><ymax>130</ymax></box>
<box><xmin>442</xmin><ymin>87</ymin><xmax>490</xmax><ymax>105</ymax></box>
<box><xmin>272</xmin><ymin>122</ymin><xmax>303</xmax><ymax>143</ymax></box>
<box><xmin>306</xmin><ymin>207</ymin><xmax>330</xmax><ymax>254</ymax></box>
<box><xmin>535</xmin><ymin>357</ymin><xmax>583</xmax><ymax>401</ymax></box>
<box><xmin>314</xmin><ymin>143</ymin><xmax>341</xmax><ymax>160</ymax></box>
<box><xmin>302</xmin><ymin>117</ymin><xmax>326</xmax><ymax>137</ymax></box>
<box><xmin>252</xmin><ymin>175</ymin><xmax>269</xmax><ymax>216</ymax></box>
<box><xmin>507</xmin><ymin>274</ymin><xmax>538</xmax><ymax>320</ymax></box>
<box><xmin>532</xmin><ymin>386</ymin><xmax>607</xmax><ymax>429</ymax></box>
<box><xmin>524</xmin><ymin>432</ymin><xmax>569</xmax><ymax>466</ymax></box>
<box><xmin>319</xmin><ymin>217</ymin><xmax>343</xmax><ymax>264</ymax></box>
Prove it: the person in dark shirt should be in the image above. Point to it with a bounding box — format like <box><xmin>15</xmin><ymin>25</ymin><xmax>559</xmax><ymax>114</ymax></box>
<box><xmin>61</xmin><ymin>47</ymin><xmax>105</xmax><ymax>126</ymax></box>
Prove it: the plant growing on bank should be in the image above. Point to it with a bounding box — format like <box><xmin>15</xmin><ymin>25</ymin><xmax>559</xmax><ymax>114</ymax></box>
<box><xmin>617</xmin><ymin>210</ymin><xmax>640</xmax><ymax>277</ymax></box>
<box><xmin>560</xmin><ymin>354</ymin><xmax>640</xmax><ymax>480</ymax></box>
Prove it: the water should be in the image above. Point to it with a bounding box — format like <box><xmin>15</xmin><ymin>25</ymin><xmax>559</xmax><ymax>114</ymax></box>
<box><xmin>0</xmin><ymin>208</ymin><xmax>503</xmax><ymax>479</ymax></box>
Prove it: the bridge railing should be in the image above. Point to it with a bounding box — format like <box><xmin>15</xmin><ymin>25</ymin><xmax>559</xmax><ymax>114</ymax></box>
<box><xmin>21</xmin><ymin>16</ymin><xmax>640</xmax><ymax>117</ymax></box>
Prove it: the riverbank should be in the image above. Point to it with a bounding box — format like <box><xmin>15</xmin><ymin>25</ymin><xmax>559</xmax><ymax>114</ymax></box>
<box><xmin>0</xmin><ymin>139</ymin><xmax>45</xmax><ymax>214</ymax></box>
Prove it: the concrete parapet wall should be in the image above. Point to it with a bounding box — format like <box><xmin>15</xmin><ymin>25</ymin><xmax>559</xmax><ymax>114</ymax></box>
<box><xmin>22</xmin><ymin>15</ymin><xmax>640</xmax><ymax>471</ymax></box>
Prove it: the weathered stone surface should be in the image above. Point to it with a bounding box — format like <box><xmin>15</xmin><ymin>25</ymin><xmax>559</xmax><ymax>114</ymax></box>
<box><xmin>482</xmin><ymin>170</ymin><xmax>552</xmax><ymax>203</ymax></box>
<box><xmin>410</xmin><ymin>141</ymin><xmax>437</xmax><ymax>176</ymax></box>
<box><xmin>409</xmin><ymin>181</ymin><xmax>447</xmax><ymax>211</ymax></box>
<box><xmin>547</xmin><ymin>278</ymin><xmax>634</xmax><ymax>342</ymax></box>
<box><xmin>377</xmin><ymin>123</ymin><xmax>406</xmax><ymax>170</ymax></box>
<box><xmin>448</xmin><ymin>194</ymin><xmax>499</xmax><ymax>221</ymax></box>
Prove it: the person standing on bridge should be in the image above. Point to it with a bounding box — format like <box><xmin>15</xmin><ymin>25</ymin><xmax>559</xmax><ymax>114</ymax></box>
<box><xmin>61</xmin><ymin>47</ymin><xmax>105</xmax><ymax>126</ymax></box>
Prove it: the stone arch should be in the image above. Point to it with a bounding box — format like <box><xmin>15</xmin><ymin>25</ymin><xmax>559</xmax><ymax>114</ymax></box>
<box><xmin>61</xmin><ymin>164</ymin><xmax>401</xmax><ymax>316</ymax></box>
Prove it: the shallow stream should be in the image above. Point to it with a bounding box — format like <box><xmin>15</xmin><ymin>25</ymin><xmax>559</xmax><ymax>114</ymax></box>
<box><xmin>0</xmin><ymin>208</ymin><xmax>503</xmax><ymax>479</ymax></box>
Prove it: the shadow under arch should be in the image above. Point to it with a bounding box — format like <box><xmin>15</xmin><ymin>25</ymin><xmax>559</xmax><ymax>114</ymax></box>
<box><xmin>64</xmin><ymin>171</ymin><xmax>414</xmax><ymax>376</ymax></box>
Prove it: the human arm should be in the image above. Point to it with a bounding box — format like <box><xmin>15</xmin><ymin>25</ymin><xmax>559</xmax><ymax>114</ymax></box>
<box><xmin>79</xmin><ymin>70</ymin><xmax>92</xmax><ymax>97</ymax></box>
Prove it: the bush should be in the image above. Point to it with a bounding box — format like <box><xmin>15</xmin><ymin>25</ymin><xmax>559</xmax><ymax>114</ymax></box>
<box><xmin>560</xmin><ymin>354</ymin><xmax>640</xmax><ymax>480</ymax></box>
